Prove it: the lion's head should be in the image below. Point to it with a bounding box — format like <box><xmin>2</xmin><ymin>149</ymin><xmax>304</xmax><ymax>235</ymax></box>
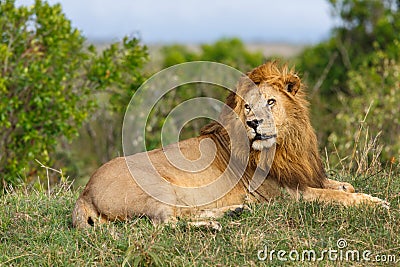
<box><xmin>202</xmin><ymin>61</ymin><xmax>326</xmax><ymax>189</ymax></box>
<box><xmin>246</xmin><ymin>62</ymin><xmax>310</xmax><ymax>147</ymax></box>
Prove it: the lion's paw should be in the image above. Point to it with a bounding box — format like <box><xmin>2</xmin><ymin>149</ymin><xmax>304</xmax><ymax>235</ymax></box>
<box><xmin>208</xmin><ymin>221</ymin><xmax>222</xmax><ymax>231</ymax></box>
<box><xmin>355</xmin><ymin>193</ymin><xmax>390</xmax><ymax>209</ymax></box>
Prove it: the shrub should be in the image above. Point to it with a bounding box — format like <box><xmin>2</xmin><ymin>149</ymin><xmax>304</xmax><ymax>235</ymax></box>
<box><xmin>161</xmin><ymin>38</ymin><xmax>264</xmax><ymax>70</ymax></box>
<box><xmin>296</xmin><ymin>0</ymin><xmax>400</xmax><ymax>161</ymax></box>
<box><xmin>328</xmin><ymin>44</ymin><xmax>400</xmax><ymax>168</ymax></box>
<box><xmin>0</xmin><ymin>0</ymin><xmax>147</xmax><ymax>189</ymax></box>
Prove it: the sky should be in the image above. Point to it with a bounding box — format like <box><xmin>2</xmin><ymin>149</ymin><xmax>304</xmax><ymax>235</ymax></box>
<box><xmin>16</xmin><ymin>0</ymin><xmax>335</xmax><ymax>44</ymax></box>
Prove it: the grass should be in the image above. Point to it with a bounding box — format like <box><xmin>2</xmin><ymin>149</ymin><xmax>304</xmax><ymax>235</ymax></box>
<box><xmin>0</xmin><ymin>165</ymin><xmax>399</xmax><ymax>266</ymax></box>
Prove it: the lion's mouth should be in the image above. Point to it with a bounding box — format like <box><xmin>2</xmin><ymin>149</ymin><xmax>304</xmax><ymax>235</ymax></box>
<box><xmin>254</xmin><ymin>133</ymin><xmax>277</xmax><ymax>141</ymax></box>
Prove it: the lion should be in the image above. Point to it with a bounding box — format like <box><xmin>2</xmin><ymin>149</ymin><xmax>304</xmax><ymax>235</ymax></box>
<box><xmin>72</xmin><ymin>62</ymin><xmax>388</xmax><ymax>229</ymax></box>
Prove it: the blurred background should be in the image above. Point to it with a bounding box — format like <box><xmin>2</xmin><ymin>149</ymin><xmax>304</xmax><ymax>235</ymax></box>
<box><xmin>1</xmin><ymin>0</ymin><xmax>399</xmax><ymax>189</ymax></box>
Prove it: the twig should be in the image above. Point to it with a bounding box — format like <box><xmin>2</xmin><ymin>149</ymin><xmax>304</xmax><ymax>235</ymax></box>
<box><xmin>336</xmin><ymin>35</ymin><xmax>352</xmax><ymax>69</ymax></box>
<box><xmin>311</xmin><ymin>51</ymin><xmax>338</xmax><ymax>97</ymax></box>
<box><xmin>385</xmin><ymin>157</ymin><xmax>395</xmax><ymax>200</ymax></box>
<box><xmin>35</xmin><ymin>159</ymin><xmax>66</xmax><ymax>196</ymax></box>
<box><xmin>0</xmin><ymin>253</ymin><xmax>38</xmax><ymax>266</ymax></box>
<box><xmin>348</xmin><ymin>101</ymin><xmax>373</xmax><ymax>172</ymax></box>
<box><xmin>35</xmin><ymin>159</ymin><xmax>63</xmax><ymax>174</ymax></box>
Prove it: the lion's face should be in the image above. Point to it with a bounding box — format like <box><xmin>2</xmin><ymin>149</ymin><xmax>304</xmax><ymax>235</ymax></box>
<box><xmin>256</xmin><ymin>81</ymin><xmax>301</xmax><ymax>146</ymax></box>
<box><xmin>239</xmin><ymin>89</ymin><xmax>277</xmax><ymax>151</ymax></box>
<box><xmin>207</xmin><ymin>62</ymin><xmax>305</xmax><ymax>153</ymax></box>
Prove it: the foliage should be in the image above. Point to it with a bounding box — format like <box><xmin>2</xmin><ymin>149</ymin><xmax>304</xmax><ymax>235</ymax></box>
<box><xmin>296</xmin><ymin>0</ymin><xmax>400</xmax><ymax>162</ymax></box>
<box><xmin>328</xmin><ymin>45</ymin><xmax>400</xmax><ymax>166</ymax></box>
<box><xmin>0</xmin><ymin>0</ymin><xmax>147</xmax><ymax>189</ymax></box>
<box><xmin>298</xmin><ymin>0</ymin><xmax>400</xmax><ymax>97</ymax></box>
<box><xmin>330</xmin><ymin>0</ymin><xmax>400</xmax><ymax>57</ymax></box>
<box><xmin>161</xmin><ymin>44</ymin><xmax>198</xmax><ymax>68</ymax></box>
<box><xmin>200</xmin><ymin>38</ymin><xmax>264</xmax><ymax>70</ymax></box>
<box><xmin>161</xmin><ymin>38</ymin><xmax>264</xmax><ymax>71</ymax></box>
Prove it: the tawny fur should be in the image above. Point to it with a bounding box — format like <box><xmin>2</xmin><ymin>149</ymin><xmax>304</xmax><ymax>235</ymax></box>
<box><xmin>72</xmin><ymin>62</ymin><xmax>388</xmax><ymax>228</ymax></box>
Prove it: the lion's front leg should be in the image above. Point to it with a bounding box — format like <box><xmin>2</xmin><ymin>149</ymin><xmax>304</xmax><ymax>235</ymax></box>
<box><xmin>323</xmin><ymin>178</ymin><xmax>355</xmax><ymax>193</ymax></box>
<box><xmin>287</xmin><ymin>187</ymin><xmax>389</xmax><ymax>209</ymax></box>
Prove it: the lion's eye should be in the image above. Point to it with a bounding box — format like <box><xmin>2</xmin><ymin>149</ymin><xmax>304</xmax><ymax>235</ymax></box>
<box><xmin>267</xmin><ymin>99</ymin><xmax>276</xmax><ymax>106</ymax></box>
<box><xmin>244</xmin><ymin>104</ymin><xmax>251</xmax><ymax>110</ymax></box>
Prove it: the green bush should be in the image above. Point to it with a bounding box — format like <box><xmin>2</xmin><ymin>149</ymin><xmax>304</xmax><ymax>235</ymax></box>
<box><xmin>200</xmin><ymin>38</ymin><xmax>264</xmax><ymax>70</ymax></box>
<box><xmin>0</xmin><ymin>0</ymin><xmax>147</xmax><ymax>189</ymax></box>
<box><xmin>328</xmin><ymin>44</ymin><xmax>400</xmax><ymax>167</ymax></box>
<box><xmin>161</xmin><ymin>44</ymin><xmax>198</xmax><ymax>68</ymax></box>
<box><xmin>298</xmin><ymin>0</ymin><xmax>400</xmax><ymax>98</ymax></box>
<box><xmin>296</xmin><ymin>0</ymin><xmax>400</xmax><ymax>163</ymax></box>
<box><xmin>161</xmin><ymin>38</ymin><xmax>264</xmax><ymax>70</ymax></box>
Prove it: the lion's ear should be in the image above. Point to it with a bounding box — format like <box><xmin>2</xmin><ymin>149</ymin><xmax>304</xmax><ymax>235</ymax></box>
<box><xmin>285</xmin><ymin>74</ymin><xmax>301</xmax><ymax>96</ymax></box>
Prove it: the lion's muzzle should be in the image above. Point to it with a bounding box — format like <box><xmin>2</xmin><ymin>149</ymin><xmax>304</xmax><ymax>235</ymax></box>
<box><xmin>247</xmin><ymin>119</ymin><xmax>276</xmax><ymax>142</ymax></box>
<box><xmin>254</xmin><ymin>133</ymin><xmax>277</xmax><ymax>141</ymax></box>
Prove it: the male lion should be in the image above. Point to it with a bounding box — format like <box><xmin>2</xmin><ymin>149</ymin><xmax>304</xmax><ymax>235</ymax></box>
<box><xmin>72</xmin><ymin>62</ymin><xmax>388</xmax><ymax>229</ymax></box>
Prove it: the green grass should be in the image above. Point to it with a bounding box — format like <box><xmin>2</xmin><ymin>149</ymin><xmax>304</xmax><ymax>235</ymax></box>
<box><xmin>1</xmin><ymin>168</ymin><xmax>399</xmax><ymax>266</ymax></box>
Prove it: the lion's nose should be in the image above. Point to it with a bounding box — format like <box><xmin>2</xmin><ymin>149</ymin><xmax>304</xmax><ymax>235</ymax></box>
<box><xmin>246</xmin><ymin>119</ymin><xmax>263</xmax><ymax>129</ymax></box>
